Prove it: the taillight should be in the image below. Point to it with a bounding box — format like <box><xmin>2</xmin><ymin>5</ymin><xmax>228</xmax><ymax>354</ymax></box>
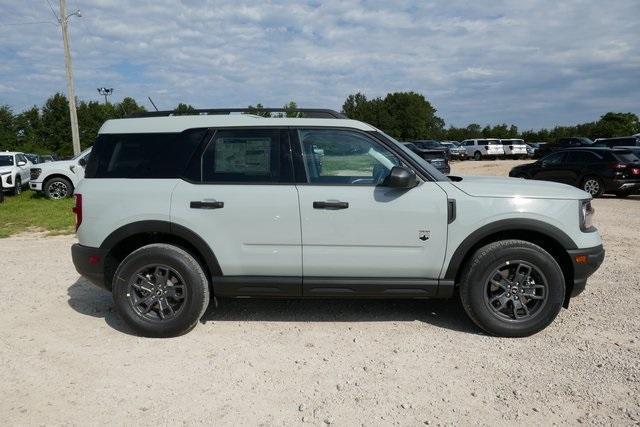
<box><xmin>632</xmin><ymin>167</ymin><xmax>640</xmax><ymax>175</ymax></box>
<box><xmin>72</xmin><ymin>194</ymin><xmax>82</xmax><ymax>231</ymax></box>
<box><xmin>608</xmin><ymin>163</ymin><xmax>627</xmax><ymax>170</ymax></box>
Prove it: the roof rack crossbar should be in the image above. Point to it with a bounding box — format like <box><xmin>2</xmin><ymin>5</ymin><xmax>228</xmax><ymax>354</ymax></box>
<box><xmin>129</xmin><ymin>108</ymin><xmax>346</xmax><ymax>119</ymax></box>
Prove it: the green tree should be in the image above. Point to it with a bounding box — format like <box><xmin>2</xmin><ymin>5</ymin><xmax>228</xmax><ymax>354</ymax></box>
<box><xmin>0</xmin><ymin>105</ymin><xmax>15</xmax><ymax>150</ymax></box>
<box><xmin>592</xmin><ymin>112</ymin><xmax>639</xmax><ymax>138</ymax></box>
<box><xmin>40</xmin><ymin>93</ymin><xmax>72</xmax><ymax>156</ymax></box>
<box><xmin>175</xmin><ymin>103</ymin><xmax>197</xmax><ymax>114</ymax></box>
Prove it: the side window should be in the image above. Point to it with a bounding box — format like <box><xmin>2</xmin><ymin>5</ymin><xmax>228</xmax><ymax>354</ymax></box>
<box><xmin>566</xmin><ymin>151</ymin><xmax>599</xmax><ymax>163</ymax></box>
<box><xmin>298</xmin><ymin>129</ymin><xmax>400</xmax><ymax>185</ymax></box>
<box><xmin>542</xmin><ymin>152</ymin><xmax>565</xmax><ymax>165</ymax></box>
<box><xmin>202</xmin><ymin>128</ymin><xmax>292</xmax><ymax>183</ymax></box>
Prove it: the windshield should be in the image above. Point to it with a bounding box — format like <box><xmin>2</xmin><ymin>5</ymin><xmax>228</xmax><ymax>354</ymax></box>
<box><xmin>373</xmin><ymin>131</ymin><xmax>450</xmax><ymax>181</ymax></box>
<box><xmin>71</xmin><ymin>147</ymin><xmax>92</xmax><ymax>161</ymax></box>
<box><xmin>0</xmin><ymin>155</ymin><xmax>14</xmax><ymax>167</ymax></box>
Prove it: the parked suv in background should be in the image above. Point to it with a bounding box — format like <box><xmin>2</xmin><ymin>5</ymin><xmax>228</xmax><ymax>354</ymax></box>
<box><xmin>72</xmin><ymin>108</ymin><xmax>604</xmax><ymax>338</ymax></box>
<box><xmin>30</xmin><ymin>147</ymin><xmax>91</xmax><ymax>199</ymax></box>
<box><xmin>500</xmin><ymin>139</ymin><xmax>528</xmax><ymax>159</ymax></box>
<box><xmin>401</xmin><ymin>142</ymin><xmax>450</xmax><ymax>174</ymax></box>
<box><xmin>0</xmin><ymin>151</ymin><xmax>32</xmax><ymax>195</ymax></box>
<box><xmin>509</xmin><ymin>147</ymin><xmax>640</xmax><ymax>197</ymax></box>
<box><xmin>440</xmin><ymin>141</ymin><xmax>467</xmax><ymax>160</ymax></box>
<box><xmin>461</xmin><ymin>139</ymin><xmax>505</xmax><ymax>160</ymax></box>
<box><xmin>536</xmin><ymin>137</ymin><xmax>593</xmax><ymax>158</ymax></box>
<box><xmin>594</xmin><ymin>136</ymin><xmax>640</xmax><ymax>148</ymax></box>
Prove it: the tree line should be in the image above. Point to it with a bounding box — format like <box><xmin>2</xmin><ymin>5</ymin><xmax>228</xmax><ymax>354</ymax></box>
<box><xmin>1</xmin><ymin>92</ymin><xmax>638</xmax><ymax>156</ymax></box>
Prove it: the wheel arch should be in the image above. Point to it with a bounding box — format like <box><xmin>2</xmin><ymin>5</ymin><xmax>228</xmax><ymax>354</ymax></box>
<box><xmin>43</xmin><ymin>173</ymin><xmax>75</xmax><ymax>189</ymax></box>
<box><xmin>444</xmin><ymin>219</ymin><xmax>577</xmax><ymax>307</ymax></box>
<box><xmin>100</xmin><ymin>220</ymin><xmax>222</xmax><ymax>291</ymax></box>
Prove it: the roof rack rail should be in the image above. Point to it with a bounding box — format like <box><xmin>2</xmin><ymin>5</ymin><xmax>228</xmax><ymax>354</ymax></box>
<box><xmin>128</xmin><ymin>108</ymin><xmax>347</xmax><ymax>119</ymax></box>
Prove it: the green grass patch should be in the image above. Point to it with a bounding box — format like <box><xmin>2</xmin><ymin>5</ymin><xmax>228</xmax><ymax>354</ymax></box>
<box><xmin>322</xmin><ymin>154</ymin><xmax>373</xmax><ymax>175</ymax></box>
<box><xmin>0</xmin><ymin>190</ymin><xmax>75</xmax><ymax>238</ymax></box>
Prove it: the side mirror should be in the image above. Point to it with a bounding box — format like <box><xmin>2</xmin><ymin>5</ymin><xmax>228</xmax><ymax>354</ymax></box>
<box><xmin>78</xmin><ymin>158</ymin><xmax>87</xmax><ymax>167</ymax></box>
<box><xmin>385</xmin><ymin>166</ymin><xmax>418</xmax><ymax>189</ymax></box>
<box><xmin>17</xmin><ymin>161</ymin><xmax>26</xmax><ymax>167</ymax></box>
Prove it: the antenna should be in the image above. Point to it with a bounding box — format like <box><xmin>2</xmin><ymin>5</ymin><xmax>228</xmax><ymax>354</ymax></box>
<box><xmin>148</xmin><ymin>96</ymin><xmax>159</xmax><ymax>111</ymax></box>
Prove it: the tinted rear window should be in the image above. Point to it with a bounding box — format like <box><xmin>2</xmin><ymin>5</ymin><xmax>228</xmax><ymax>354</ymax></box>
<box><xmin>613</xmin><ymin>151</ymin><xmax>640</xmax><ymax>163</ymax></box>
<box><xmin>86</xmin><ymin>129</ymin><xmax>207</xmax><ymax>178</ymax></box>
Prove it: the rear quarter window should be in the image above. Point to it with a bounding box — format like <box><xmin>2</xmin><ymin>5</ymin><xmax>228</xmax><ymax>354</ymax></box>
<box><xmin>86</xmin><ymin>129</ymin><xmax>208</xmax><ymax>178</ymax></box>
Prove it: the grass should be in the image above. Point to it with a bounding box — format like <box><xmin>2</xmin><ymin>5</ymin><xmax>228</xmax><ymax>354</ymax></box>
<box><xmin>322</xmin><ymin>154</ymin><xmax>373</xmax><ymax>175</ymax></box>
<box><xmin>0</xmin><ymin>190</ymin><xmax>75</xmax><ymax>238</ymax></box>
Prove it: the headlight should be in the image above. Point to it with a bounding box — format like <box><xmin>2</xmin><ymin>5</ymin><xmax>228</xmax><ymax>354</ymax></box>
<box><xmin>580</xmin><ymin>199</ymin><xmax>595</xmax><ymax>232</ymax></box>
<box><xmin>30</xmin><ymin>168</ymin><xmax>42</xmax><ymax>180</ymax></box>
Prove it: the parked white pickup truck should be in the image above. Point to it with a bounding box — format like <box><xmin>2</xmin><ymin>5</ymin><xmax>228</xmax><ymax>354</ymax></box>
<box><xmin>29</xmin><ymin>147</ymin><xmax>91</xmax><ymax>199</ymax></box>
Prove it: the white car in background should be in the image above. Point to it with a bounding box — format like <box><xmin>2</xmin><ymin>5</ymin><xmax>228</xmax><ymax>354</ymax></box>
<box><xmin>500</xmin><ymin>139</ymin><xmax>528</xmax><ymax>159</ymax></box>
<box><xmin>30</xmin><ymin>147</ymin><xmax>92</xmax><ymax>199</ymax></box>
<box><xmin>0</xmin><ymin>151</ymin><xmax>32</xmax><ymax>195</ymax></box>
<box><xmin>460</xmin><ymin>139</ymin><xmax>505</xmax><ymax>160</ymax></box>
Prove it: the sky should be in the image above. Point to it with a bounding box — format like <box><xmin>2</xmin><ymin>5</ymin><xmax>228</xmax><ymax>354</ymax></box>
<box><xmin>0</xmin><ymin>0</ymin><xmax>638</xmax><ymax>130</ymax></box>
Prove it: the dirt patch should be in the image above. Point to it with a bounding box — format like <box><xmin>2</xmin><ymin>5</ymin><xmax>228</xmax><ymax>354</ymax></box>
<box><xmin>1</xmin><ymin>161</ymin><xmax>638</xmax><ymax>425</ymax></box>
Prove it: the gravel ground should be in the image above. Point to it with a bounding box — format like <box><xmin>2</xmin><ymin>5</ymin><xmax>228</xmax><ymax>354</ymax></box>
<box><xmin>1</xmin><ymin>160</ymin><xmax>639</xmax><ymax>425</ymax></box>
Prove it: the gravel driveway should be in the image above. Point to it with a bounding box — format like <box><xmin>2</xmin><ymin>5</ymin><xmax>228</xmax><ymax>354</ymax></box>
<box><xmin>1</xmin><ymin>160</ymin><xmax>638</xmax><ymax>425</ymax></box>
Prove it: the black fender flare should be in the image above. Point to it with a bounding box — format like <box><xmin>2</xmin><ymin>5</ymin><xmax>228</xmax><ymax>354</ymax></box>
<box><xmin>443</xmin><ymin>218</ymin><xmax>577</xmax><ymax>281</ymax></box>
<box><xmin>100</xmin><ymin>220</ymin><xmax>222</xmax><ymax>276</ymax></box>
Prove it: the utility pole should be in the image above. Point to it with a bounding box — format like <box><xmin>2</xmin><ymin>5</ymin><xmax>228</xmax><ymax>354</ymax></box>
<box><xmin>58</xmin><ymin>0</ymin><xmax>82</xmax><ymax>156</ymax></box>
<box><xmin>97</xmin><ymin>87</ymin><xmax>114</xmax><ymax>104</ymax></box>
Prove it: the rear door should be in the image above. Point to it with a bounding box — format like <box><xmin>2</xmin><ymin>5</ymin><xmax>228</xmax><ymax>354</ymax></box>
<box><xmin>293</xmin><ymin>128</ymin><xmax>449</xmax><ymax>292</ymax></box>
<box><xmin>170</xmin><ymin>128</ymin><xmax>302</xmax><ymax>288</ymax></box>
<box><xmin>564</xmin><ymin>151</ymin><xmax>602</xmax><ymax>185</ymax></box>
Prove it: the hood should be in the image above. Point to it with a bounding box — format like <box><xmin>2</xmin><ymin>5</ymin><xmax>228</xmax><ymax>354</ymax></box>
<box><xmin>34</xmin><ymin>159</ymin><xmax>76</xmax><ymax>170</ymax></box>
<box><xmin>0</xmin><ymin>165</ymin><xmax>13</xmax><ymax>174</ymax></box>
<box><xmin>451</xmin><ymin>175</ymin><xmax>589</xmax><ymax>200</ymax></box>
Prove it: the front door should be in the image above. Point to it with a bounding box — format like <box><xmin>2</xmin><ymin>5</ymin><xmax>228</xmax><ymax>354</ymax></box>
<box><xmin>293</xmin><ymin>128</ymin><xmax>449</xmax><ymax>288</ymax></box>
<box><xmin>170</xmin><ymin>128</ymin><xmax>302</xmax><ymax>289</ymax></box>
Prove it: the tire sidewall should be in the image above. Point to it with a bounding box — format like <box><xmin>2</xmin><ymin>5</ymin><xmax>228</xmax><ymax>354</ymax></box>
<box><xmin>582</xmin><ymin>176</ymin><xmax>604</xmax><ymax>197</ymax></box>
<box><xmin>461</xmin><ymin>242</ymin><xmax>565</xmax><ymax>337</ymax></box>
<box><xmin>112</xmin><ymin>245</ymin><xmax>209</xmax><ymax>337</ymax></box>
<box><xmin>45</xmin><ymin>177</ymin><xmax>73</xmax><ymax>199</ymax></box>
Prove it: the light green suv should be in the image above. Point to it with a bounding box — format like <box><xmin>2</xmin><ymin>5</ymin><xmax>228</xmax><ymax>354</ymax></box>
<box><xmin>71</xmin><ymin>108</ymin><xmax>605</xmax><ymax>338</ymax></box>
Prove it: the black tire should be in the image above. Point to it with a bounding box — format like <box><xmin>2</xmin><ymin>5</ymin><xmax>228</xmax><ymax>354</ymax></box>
<box><xmin>581</xmin><ymin>176</ymin><xmax>604</xmax><ymax>197</ymax></box>
<box><xmin>474</xmin><ymin>151</ymin><xmax>482</xmax><ymax>161</ymax></box>
<box><xmin>44</xmin><ymin>177</ymin><xmax>73</xmax><ymax>200</ymax></box>
<box><xmin>459</xmin><ymin>239</ymin><xmax>565</xmax><ymax>337</ymax></box>
<box><xmin>12</xmin><ymin>176</ymin><xmax>21</xmax><ymax>195</ymax></box>
<box><xmin>112</xmin><ymin>243</ymin><xmax>210</xmax><ymax>338</ymax></box>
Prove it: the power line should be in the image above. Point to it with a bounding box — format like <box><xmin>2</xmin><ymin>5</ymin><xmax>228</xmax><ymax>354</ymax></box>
<box><xmin>45</xmin><ymin>0</ymin><xmax>59</xmax><ymax>21</ymax></box>
<box><xmin>0</xmin><ymin>20</ymin><xmax>56</xmax><ymax>28</ymax></box>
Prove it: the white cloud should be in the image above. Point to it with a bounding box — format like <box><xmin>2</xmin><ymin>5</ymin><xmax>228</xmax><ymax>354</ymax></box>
<box><xmin>0</xmin><ymin>0</ymin><xmax>638</xmax><ymax>129</ymax></box>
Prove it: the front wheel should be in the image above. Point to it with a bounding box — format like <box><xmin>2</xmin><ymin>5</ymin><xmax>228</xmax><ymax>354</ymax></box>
<box><xmin>112</xmin><ymin>243</ymin><xmax>210</xmax><ymax>337</ymax></box>
<box><xmin>474</xmin><ymin>151</ymin><xmax>482</xmax><ymax>161</ymax></box>
<box><xmin>44</xmin><ymin>177</ymin><xmax>73</xmax><ymax>199</ymax></box>
<box><xmin>459</xmin><ymin>240</ymin><xmax>565</xmax><ymax>337</ymax></box>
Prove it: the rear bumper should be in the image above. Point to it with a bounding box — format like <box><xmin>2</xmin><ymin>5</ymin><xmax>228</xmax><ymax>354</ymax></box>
<box><xmin>71</xmin><ymin>243</ymin><xmax>109</xmax><ymax>291</ymax></box>
<box><xmin>567</xmin><ymin>244</ymin><xmax>605</xmax><ymax>297</ymax></box>
<box><xmin>607</xmin><ymin>179</ymin><xmax>640</xmax><ymax>193</ymax></box>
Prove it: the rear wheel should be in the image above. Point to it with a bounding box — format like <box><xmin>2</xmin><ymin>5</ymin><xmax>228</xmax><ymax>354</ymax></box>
<box><xmin>44</xmin><ymin>177</ymin><xmax>73</xmax><ymax>199</ymax></box>
<box><xmin>581</xmin><ymin>176</ymin><xmax>604</xmax><ymax>197</ymax></box>
<box><xmin>474</xmin><ymin>151</ymin><xmax>482</xmax><ymax>161</ymax></box>
<box><xmin>112</xmin><ymin>243</ymin><xmax>210</xmax><ymax>338</ymax></box>
<box><xmin>459</xmin><ymin>240</ymin><xmax>565</xmax><ymax>337</ymax></box>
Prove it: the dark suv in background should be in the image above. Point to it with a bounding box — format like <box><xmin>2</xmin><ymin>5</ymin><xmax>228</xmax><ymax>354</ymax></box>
<box><xmin>594</xmin><ymin>136</ymin><xmax>640</xmax><ymax>148</ymax></box>
<box><xmin>509</xmin><ymin>147</ymin><xmax>640</xmax><ymax>197</ymax></box>
<box><xmin>536</xmin><ymin>137</ymin><xmax>594</xmax><ymax>158</ymax></box>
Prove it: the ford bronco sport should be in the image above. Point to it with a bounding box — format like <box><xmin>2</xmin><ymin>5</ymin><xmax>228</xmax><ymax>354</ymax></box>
<box><xmin>71</xmin><ymin>108</ymin><xmax>604</xmax><ymax>338</ymax></box>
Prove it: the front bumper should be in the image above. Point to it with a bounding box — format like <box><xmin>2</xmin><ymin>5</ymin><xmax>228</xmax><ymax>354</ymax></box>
<box><xmin>567</xmin><ymin>244</ymin><xmax>605</xmax><ymax>298</ymax></box>
<box><xmin>1</xmin><ymin>173</ymin><xmax>12</xmax><ymax>189</ymax></box>
<box><xmin>71</xmin><ymin>243</ymin><xmax>109</xmax><ymax>291</ymax></box>
<box><xmin>30</xmin><ymin>181</ymin><xmax>43</xmax><ymax>191</ymax></box>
